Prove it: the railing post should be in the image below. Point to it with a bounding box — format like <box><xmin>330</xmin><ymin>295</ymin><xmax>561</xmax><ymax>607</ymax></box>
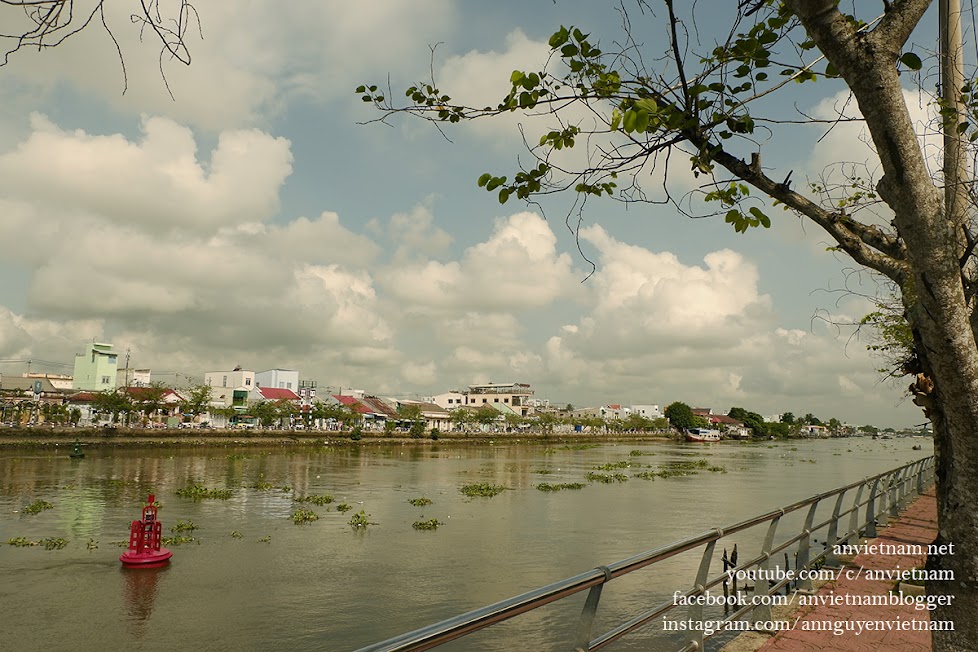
<box><xmin>751</xmin><ymin>515</ymin><xmax>781</xmax><ymax>624</ymax></box>
<box><xmin>824</xmin><ymin>490</ymin><xmax>847</xmax><ymax>568</ymax></box>
<box><xmin>572</xmin><ymin>566</ymin><xmax>611</xmax><ymax>652</ymax></box>
<box><xmin>794</xmin><ymin>500</ymin><xmax>819</xmax><ymax>592</ymax></box>
<box><xmin>890</xmin><ymin>468</ymin><xmax>904</xmax><ymax>517</ymax></box>
<box><xmin>847</xmin><ymin>483</ymin><xmax>865</xmax><ymax>547</ymax></box>
<box><xmin>865</xmin><ymin>478</ymin><xmax>881</xmax><ymax>537</ymax></box>
<box><xmin>686</xmin><ymin>539</ymin><xmax>718</xmax><ymax>652</ymax></box>
<box><xmin>917</xmin><ymin>459</ymin><xmax>927</xmax><ymax>494</ymax></box>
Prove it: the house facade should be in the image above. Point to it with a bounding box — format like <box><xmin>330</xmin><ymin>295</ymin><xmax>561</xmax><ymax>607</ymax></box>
<box><xmin>255</xmin><ymin>368</ymin><xmax>299</xmax><ymax>391</ymax></box>
<box><xmin>72</xmin><ymin>342</ymin><xmax>119</xmax><ymax>391</ymax></box>
<box><xmin>203</xmin><ymin>369</ymin><xmax>255</xmax><ymax>410</ymax></box>
<box><xmin>460</xmin><ymin>382</ymin><xmax>535</xmax><ymax>416</ymax></box>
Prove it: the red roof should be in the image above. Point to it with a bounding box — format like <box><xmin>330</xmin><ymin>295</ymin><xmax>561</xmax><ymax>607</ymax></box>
<box><xmin>258</xmin><ymin>387</ymin><xmax>299</xmax><ymax>401</ymax></box>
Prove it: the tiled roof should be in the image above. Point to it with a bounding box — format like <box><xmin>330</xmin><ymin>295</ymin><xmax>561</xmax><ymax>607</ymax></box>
<box><xmin>258</xmin><ymin>387</ymin><xmax>299</xmax><ymax>401</ymax></box>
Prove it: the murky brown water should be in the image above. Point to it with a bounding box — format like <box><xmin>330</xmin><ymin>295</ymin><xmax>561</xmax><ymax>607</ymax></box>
<box><xmin>0</xmin><ymin>436</ymin><xmax>929</xmax><ymax>651</ymax></box>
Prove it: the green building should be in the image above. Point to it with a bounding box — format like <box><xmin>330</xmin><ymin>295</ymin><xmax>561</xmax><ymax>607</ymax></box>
<box><xmin>72</xmin><ymin>342</ymin><xmax>119</xmax><ymax>391</ymax></box>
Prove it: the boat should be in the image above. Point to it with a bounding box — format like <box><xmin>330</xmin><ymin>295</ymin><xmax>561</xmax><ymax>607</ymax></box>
<box><xmin>69</xmin><ymin>440</ymin><xmax>85</xmax><ymax>459</ymax></box>
<box><xmin>685</xmin><ymin>428</ymin><xmax>722</xmax><ymax>442</ymax></box>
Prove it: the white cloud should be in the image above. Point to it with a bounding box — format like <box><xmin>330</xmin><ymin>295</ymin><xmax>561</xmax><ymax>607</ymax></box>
<box><xmin>378</xmin><ymin>211</ymin><xmax>580</xmax><ymax>312</ymax></box>
<box><xmin>0</xmin><ymin>114</ymin><xmax>292</xmax><ymax>233</ymax></box>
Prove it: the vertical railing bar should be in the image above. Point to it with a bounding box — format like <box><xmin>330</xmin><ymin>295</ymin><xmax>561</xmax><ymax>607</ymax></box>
<box><xmin>794</xmin><ymin>500</ymin><xmax>819</xmax><ymax>592</ymax></box>
<box><xmin>750</xmin><ymin>515</ymin><xmax>781</xmax><ymax>624</ymax></box>
<box><xmin>823</xmin><ymin>490</ymin><xmax>847</xmax><ymax>568</ymax></box>
<box><xmin>865</xmin><ymin>478</ymin><xmax>881</xmax><ymax>537</ymax></box>
<box><xmin>847</xmin><ymin>483</ymin><xmax>866</xmax><ymax>547</ymax></box>
<box><xmin>572</xmin><ymin>566</ymin><xmax>612</xmax><ymax>652</ymax></box>
<box><xmin>685</xmin><ymin>539</ymin><xmax>718</xmax><ymax>652</ymax></box>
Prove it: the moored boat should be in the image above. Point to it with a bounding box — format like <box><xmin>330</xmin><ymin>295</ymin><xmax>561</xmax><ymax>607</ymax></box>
<box><xmin>685</xmin><ymin>427</ymin><xmax>722</xmax><ymax>442</ymax></box>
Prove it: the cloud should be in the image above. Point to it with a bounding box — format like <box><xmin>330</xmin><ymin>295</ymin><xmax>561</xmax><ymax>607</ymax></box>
<box><xmin>0</xmin><ymin>2</ymin><xmax>457</xmax><ymax>129</ymax></box>
<box><xmin>0</xmin><ymin>114</ymin><xmax>292</xmax><ymax>233</ymax></box>
<box><xmin>377</xmin><ymin>211</ymin><xmax>580</xmax><ymax>312</ymax></box>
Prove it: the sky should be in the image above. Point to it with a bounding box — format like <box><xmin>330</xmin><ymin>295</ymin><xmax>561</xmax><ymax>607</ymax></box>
<box><xmin>0</xmin><ymin>1</ymin><xmax>938</xmax><ymax>427</ymax></box>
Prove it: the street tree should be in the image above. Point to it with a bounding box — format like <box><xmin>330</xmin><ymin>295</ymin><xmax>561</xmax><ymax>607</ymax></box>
<box><xmin>180</xmin><ymin>385</ymin><xmax>213</xmax><ymax>423</ymax></box>
<box><xmin>780</xmin><ymin>412</ymin><xmax>795</xmax><ymax>425</ymax></box>
<box><xmin>663</xmin><ymin>401</ymin><xmax>695</xmax><ymax>431</ymax></box>
<box><xmin>363</xmin><ymin>4</ymin><xmax>978</xmax><ymax>642</ymax></box>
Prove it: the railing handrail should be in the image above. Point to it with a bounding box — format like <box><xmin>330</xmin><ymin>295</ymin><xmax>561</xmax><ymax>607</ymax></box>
<box><xmin>354</xmin><ymin>454</ymin><xmax>935</xmax><ymax>652</ymax></box>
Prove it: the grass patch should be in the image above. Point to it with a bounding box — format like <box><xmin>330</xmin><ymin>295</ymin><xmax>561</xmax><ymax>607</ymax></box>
<box><xmin>536</xmin><ymin>482</ymin><xmax>587</xmax><ymax>491</ymax></box>
<box><xmin>22</xmin><ymin>500</ymin><xmax>54</xmax><ymax>515</ymax></box>
<box><xmin>460</xmin><ymin>483</ymin><xmax>507</xmax><ymax>498</ymax></box>
<box><xmin>412</xmin><ymin>518</ymin><xmax>443</xmax><ymax>531</ymax></box>
<box><xmin>408</xmin><ymin>497</ymin><xmax>433</xmax><ymax>507</ymax></box>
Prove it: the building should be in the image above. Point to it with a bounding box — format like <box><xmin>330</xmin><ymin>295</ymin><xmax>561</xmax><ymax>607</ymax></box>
<box><xmin>203</xmin><ymin>368</ymin><xmax>255</xmax><ymax>410</ymax></box>
<box><xmin>459</xmin><ymin>382</ymin><xmax>535</xmax><ymax>417</ymax></box>
<box><xmin>429</xmin><ymin>391</ymin><xmax>466</xmax><ymax>409</ymax></box>
<box><xmin>72</xmin><ymin>342</ymin><xmax>119</xmax><ymax>391</ymax></box>
<box><xmin>630</xmin><ymin>404</ymin><xmax>662</xmax><ymax>419</ymax></box>
<box><xmin>255</xmin><ymin>368</ymin><xmax>299</xmax><ymax>391</ymax></box>
<box><xmin>117</xmin><ymin>368</ymin><xmax>152</xmax><ymax>388</ymax></box>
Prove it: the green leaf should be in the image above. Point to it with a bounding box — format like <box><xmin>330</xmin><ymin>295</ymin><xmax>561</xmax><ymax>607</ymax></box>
<box><xmin>477</xmin><ymin>173</ymin><xmax>492</xmax><ymax>188</ymax></box>
<box><xmin>749</xmin><ymin>207</ymin><xmax>771</xmax><ymax>228</ymax></box>
<box><xmin>900</xmin><ymin>52</ymin><xmax>922</xmax><ymax>71</ymax></box>
<box><xmin>498</xmin><ymin>188</ymin><xmax>511</xmax><ymax>204</ymax></box>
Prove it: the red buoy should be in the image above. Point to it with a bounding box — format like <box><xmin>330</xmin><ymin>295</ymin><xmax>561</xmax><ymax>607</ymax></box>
<box><xmin>120</xmin><ymin>494</ymin><xmax>173</xmax><ymax>568</ymax></box>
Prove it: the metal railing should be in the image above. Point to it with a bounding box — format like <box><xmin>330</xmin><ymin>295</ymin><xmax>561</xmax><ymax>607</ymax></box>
<box><xmin>355</xmin><ymin>455</ymin><xmax>935</xmax><ymax>652</ymax></box>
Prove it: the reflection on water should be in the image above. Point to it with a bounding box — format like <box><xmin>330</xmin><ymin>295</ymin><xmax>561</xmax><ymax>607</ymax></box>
<box><xmin>122</xmin><ymin>565</ymin><xmax>168</xmax><ymax>635</ymax></box>
<box><xmin>0</xmin><ymin>437</ymin><xmax>930</xmax><ymax>651</ymax></box>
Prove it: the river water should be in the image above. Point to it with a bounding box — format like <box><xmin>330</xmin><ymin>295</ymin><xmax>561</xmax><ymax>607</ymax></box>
<box><xmin>0</xmin><ymin>436</ymin><xmax>929</xmax><ymax>652</ymax></box>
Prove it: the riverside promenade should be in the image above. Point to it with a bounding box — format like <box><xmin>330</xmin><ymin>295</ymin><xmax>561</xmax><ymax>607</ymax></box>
<box><xmin>729</xmin><ymin>487</ymin><xmax>939</xmax><ymax>652</ymax></box>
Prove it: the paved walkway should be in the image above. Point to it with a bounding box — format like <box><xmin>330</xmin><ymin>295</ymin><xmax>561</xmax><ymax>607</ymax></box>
<box><xmin>755</xmin><ymin>487</ymin><xmax>938</xmax><ymax>652</ymax></box>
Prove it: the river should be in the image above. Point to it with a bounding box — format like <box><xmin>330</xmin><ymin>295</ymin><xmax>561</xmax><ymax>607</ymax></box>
<box><xmin>0</xmin><ymin>436</ymin><xmax>929</xmax><ymax>651</ymax></box>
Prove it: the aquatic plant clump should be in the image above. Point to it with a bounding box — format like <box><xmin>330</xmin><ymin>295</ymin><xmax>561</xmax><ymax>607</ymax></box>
<box><xmin>162</xmin><ymin>535</ymin><xmax>196</xmax><ymax>546</ymax></box>
<box><xmin>585</xmin><ymin>472</ymin><xmax>629</xmax><ymax>484</ymax></box>
<box><xmin>536</xmin><ymin>482</ymin><xmax>587</xmax><ymax>492</ymax></box>
<box><xmin>22</xmin><ymin>500</ymin><xmax>54</xmax><ymax>515</ymax></box>
<box><xmin>408</xmin><ymin>497</ymin><xmax>433</xmax><ymax>507</ymax></box>
<box><xmin>6</xmin><ymin>537</ymin><xmax>36</xmax><ymax>547</ymax></box>
<box><xmin>175</xmin><ymin>484</ymin><xmax>233</xmax><ymax>500</ymax></box>
<box><xmin>170</xmin><ymin>520</ymin><xmax>199</xmax><ymax>533</ymax></box>
<box><xmin>336</xmin><ymin>503</ymin><xmax>353</xmax><ymax>513</ymax></box>
<box><xmin>296</xmin><ymin>494</ymin><xmax>334</xmax><ymax>506</ymax></box>
<box><xmin>349</xmin><ymin>510</ymin><xmax>372</xmax><ymax>529</ymax></box>
<box><xmin>251</xmin><ymin>481</ymin><xmax>276</xmax><ymax>491</ymax></box>
<box><xmin>412</xmin><ymin>518</ymin><xmax>443</xmax><ymax>531</ymax></box>
<box><xmin>40</xmin><ymin>537</ymin><xmax>68</xmax><ymax>550</ymax></box>
<box><xmin>291</xmin><ymin>509</ymin><xmax>320</xmax><ymax>525</ymax></box>
<box><xmin>592</xmin><ymin>461</ymin><xmax>630</xmax><ymax>471</ymax></box>
<box><xmin>632</xmin><ymin>471</ymin><xmax>657</xmax><ymax>480</ymax></box>
<box><xmin>460</xmin><ymin>483</ymin><xmax>507</xmax><ymax>498</ymax></box>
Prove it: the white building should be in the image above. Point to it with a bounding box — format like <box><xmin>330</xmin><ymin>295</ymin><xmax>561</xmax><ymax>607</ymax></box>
<box><xmin>429</xmin><ymin>391</ymin><xmax>466</xmax><ymax>409</ymax></box>
<box><xmin>255</xmin><ymin>368</ymin><xmax>299</xmax><ymax>391</ymax></box>
<box><xmin>630</xmin><ymin>404</ymin><xmax>662</xmax><ymax>419</ymax></box>
<box><xmin>461</xmin><ymin>382</ymin><xmax>535</xmax><ymax>416</ymax></box>
<box><xmin>203</xmin><ymin>368</ymin><xmax>255</xmax><ymax>409</ymax></box>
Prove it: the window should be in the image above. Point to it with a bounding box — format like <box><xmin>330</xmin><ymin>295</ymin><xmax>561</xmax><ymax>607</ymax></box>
<box><xmin>222</xmin><ymin>376</ymin><xmax>228</xmax><ymax>387</ymax></box>
<box><xmin>494</xmin><ymin>398</ymin><xmax>499</xmax><ymax>403</ymax></box>
<box><xmin>287</xmin><ymin>382</ymin><xmax>292</xmax><ymax>389</ymax></box>
<box><xmin>101</xmin><ymin>376</ymin><xmax>111</xmax><ymax>384</ymax></box>
<box><xmin>482</xmin><ymin>399</ymin><xmax>487</xmax><ymax>403</ymax></box>
<box><xmin>279</xmin><ymin>382</ymin><xmax>285</xmax><ymax>388</ymax></box>
<box><xmin>504</xmin><ymin>398</ymin><xmax>509</xmax><ymax>403</ymax></box>
<box><xmin>245</xmin><ymin>378</ymin><xmax>252</xmax><ymax>386</ymax></box>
